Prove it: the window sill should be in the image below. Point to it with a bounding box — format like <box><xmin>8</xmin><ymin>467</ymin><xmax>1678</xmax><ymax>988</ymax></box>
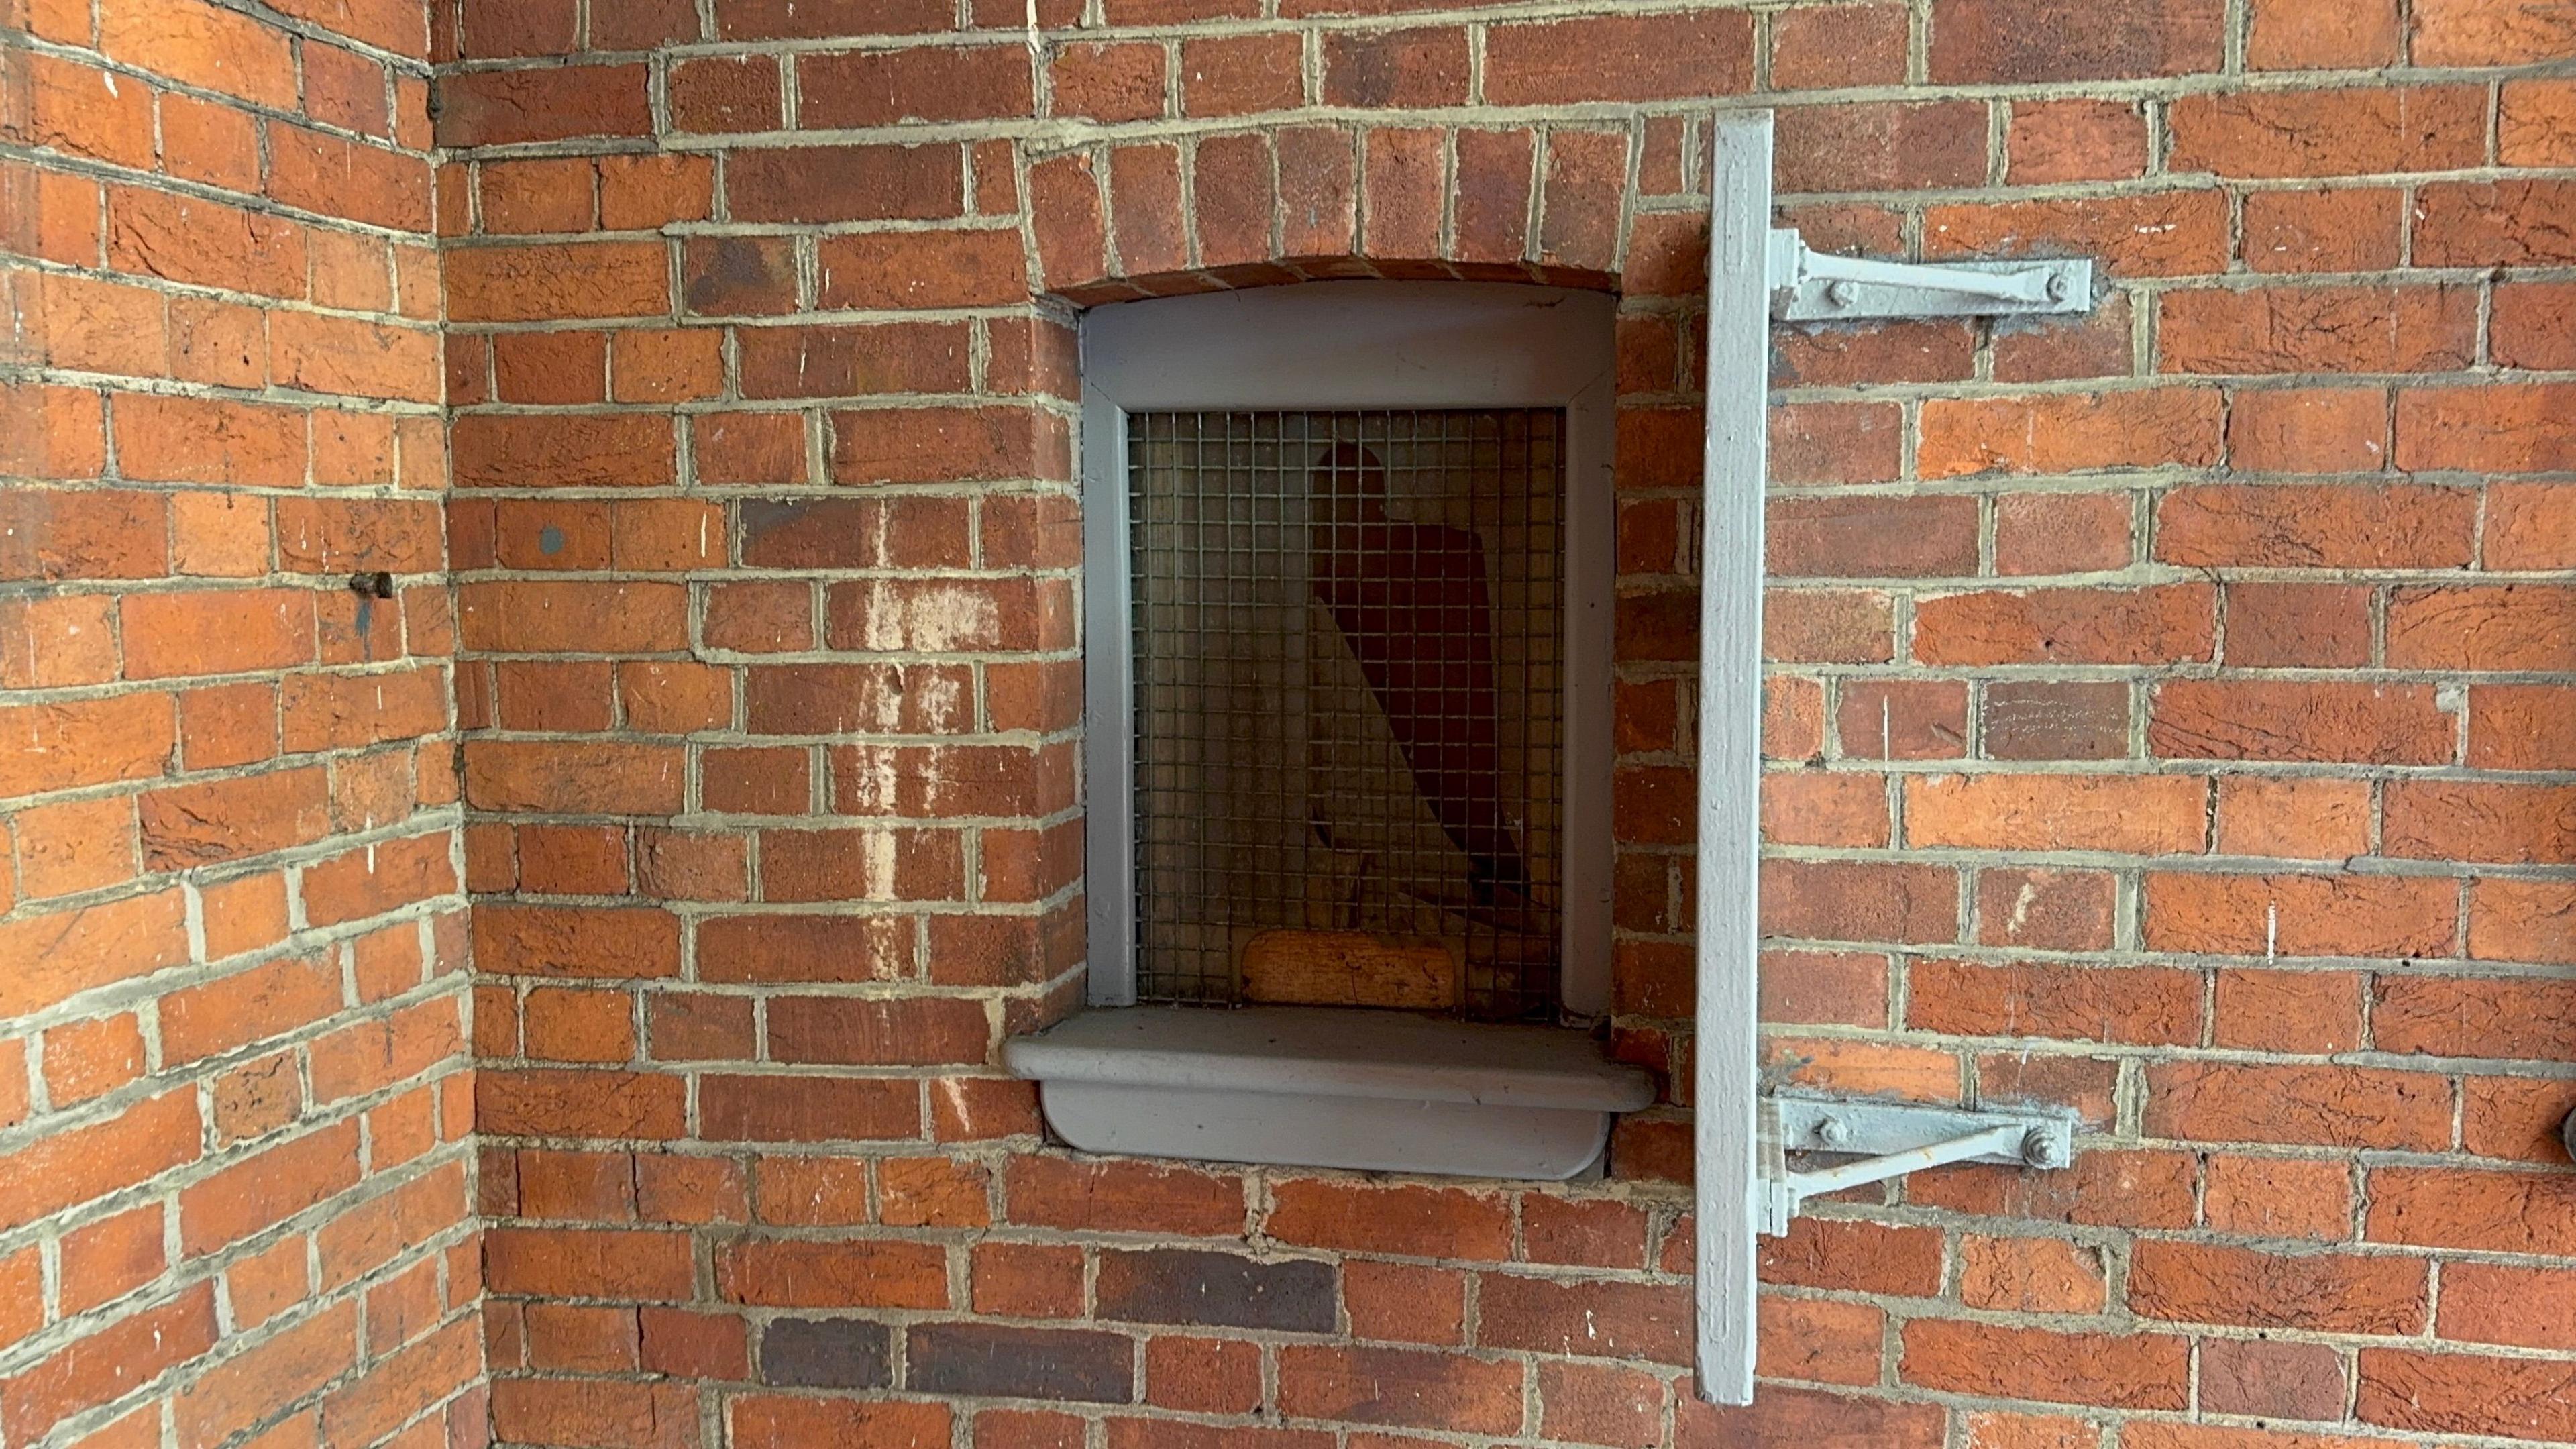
<box><xmin>1002</xmin><ymin>1006</ymin><xmax>1656</xmax><ymax>1181</ymax></box>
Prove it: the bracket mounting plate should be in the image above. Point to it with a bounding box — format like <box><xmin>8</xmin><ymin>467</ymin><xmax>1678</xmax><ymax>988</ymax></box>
<box><xmin>1768</xmin><ymin>229</ymin><xmax>2094</xmax><ymax>323</ymax></box>
<box><xmin>1758</xmin><ymin>1093</ymin><xmax>2076</xmax><ymax>1236</ymax></box>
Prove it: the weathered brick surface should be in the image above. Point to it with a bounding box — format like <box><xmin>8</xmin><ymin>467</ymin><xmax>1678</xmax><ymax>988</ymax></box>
<box><xmin>1</xmin><ymin>1</ymin><xmax>478</xmax><ymax>1446</ymax></box>
<box><xmin>9</xmin><ymin>0</ymin><xmax>2572</xmax><ymax>1444</ymax></box>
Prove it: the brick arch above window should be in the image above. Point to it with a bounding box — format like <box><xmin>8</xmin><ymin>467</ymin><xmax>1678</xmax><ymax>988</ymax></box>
<box><xmin>1018</xmin><ymin>123</ymin><xmax>1711</xmax><ymax>306</ymax></box>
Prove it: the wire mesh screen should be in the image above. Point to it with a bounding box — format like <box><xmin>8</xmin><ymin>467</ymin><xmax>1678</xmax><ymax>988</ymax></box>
<box><xmin>1128</xmin><ymin>410</ymin><xmax>1567</xmax><ymax>1019</ymax></box>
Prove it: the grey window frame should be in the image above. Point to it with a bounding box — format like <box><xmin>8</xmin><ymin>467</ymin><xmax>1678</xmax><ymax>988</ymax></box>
<box><xmin>1077</xmin><ymin>280</ymin><xmax>1621</xmax><ymax>1018</ymax></box>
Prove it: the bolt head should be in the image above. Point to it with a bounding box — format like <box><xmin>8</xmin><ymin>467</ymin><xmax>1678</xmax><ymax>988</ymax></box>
<box><xmin>1814</xmin><ymin>1116</ymin><xmax>1851</xmax><ymax>1148</ymax></box>
<box><xmin>2021</xmin><ymin>1126</ymin><xmax>2068</xmax><ymax>1170</ymax></box>
<box><xmin>1823</xmin><ymin>280</ymin><xmax>1854</xmax><ymax>308</ymax></box>
<box><xmin>2044</xmin><ymin>271</ymin><xmax>2071</xmax><ymax>303</ymax></box>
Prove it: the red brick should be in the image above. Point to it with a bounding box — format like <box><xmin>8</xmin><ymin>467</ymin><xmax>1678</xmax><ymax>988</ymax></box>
<box><xmin>2161</xmin><ymin>286</ymin><xmax>2476</xmax><ymax>375</ymax></box>
<box><xmin>1927</xmin><ymin>191</ymin><xmax>2229</xmax><ymax>277</ymax></box>
<box><xmin>2131</xmin><ymin>1240</ymin><xmax>2423</xmax><ymax>1333</ymax></box>
<box><xmin>714</xmin><ymin>1237</ymin><xmax>949</xmax><ymax>1309</ymax></box>
<box><xmin>2149</xmin><ymin>680</ymin><xmax>2452</xmax><ymax>765</ymax></box>
<box><xmin>1993</xmin><ymin>492</ymin><xmax>2131</xmax><ymax>576</ymax></box>
<box><xmin>2415</xmin><ymin>182</ymin><xmax>2576</xmax><ymax>267</ymax></box>
<box><xmin>1901</xmin><ymin>1320</ymin><xmax>2188</xmax><ymax>1408</ymax></box>
<box><xmin>1323</xmin><ymin>28</ymin><xmax>1468</xmax><ymax>108</ymax></box>
<box><xmin>670</xmin><ymin>54</ymin><xmax>780</xmax><ymax>132</ymax></box>
<box><xmin>2469</xmin><ymin>878</ymin><xmax>2576</xmax><ymax>965</ymax></box>
<box><xmin>2241</xmin><ymin>189</ymin><xmax>2404</xmax><ymax>274</ymax></box>
<box><xmin>2388</xmin><ymin>583</ymin><xmax>2576</xmax><ymax>672</ymax></box>
<box><xmin>0</xmin><ymin>1283</ymin><xmax>219</xmax><ymax>1445</ymax></box>
<box><xmin>1276</xmin><ymin>1345</ymin><xmax>1522</xmax><ymax>1436</ymax></box>
<box><xmin>447</xmin><ymin>241</ymin><xmax>666</xmax><ymax>323</ymax></box>
<box><xmin>2204</xmin><ymin>1152</ymin><xmax>2355</xmax><ymax>1242</ymax></box>
<box><xmin>0</xmin><ymin>486</ymin><xmax>159</xmax><ymax>582</ymax></box>
<box><xmin>1477</xmin><ymin>1273</ymin><xmax>1688</xmax><ymax>1364</ymax></box>
<box><xmin>1911</xmin><ymin>959</ymin><xmax>2199</xmax><ymax>1044</ymax></box>
<box><xmin>2214</xmin><ymin>967</ymin><xmax>2365</xmax><ymax>1054</ymax></box>
<box><xmin>160</xmin><ymin>954</ymin><xmax>341</xmax><ymax>1066</ymax></box>
<box><xmin>2369</xmin><ymin>1164</ymin><xmax>2576</xmax><ymax>1256</ymax></box>
<box><xmin>1449</xmin><ymin>127</ymin><xmax>1532</xmax><ymax>268</ymax></box>
<box><xmin>2375</xmin><ymin>975</ymin><xmax>2576</xmax><ymax>1061</ymax></box>
<box><xmin>433</xmin><ymin>64</ymin><xmax>650</xmax><ymax>146</ymax></box>
<box><xmin>1774</xmin><ymin>4</ymin><xmax>1910</xmax><ymax>88</ymax></box>
<box><xmin>727</xmin><ymin>144</ymin><xmax>961</xmax><ymax>225</ymax></box>
<box><xmin>1913</xmin><ymin>1147</ymin><xmax>2197</xmax><ymax>1230</ymax></box>
<box><xmin>2440</xmin><ymin>1262</ymin><xmax>2576</xmax><ymax>1351</ymax></box>
<box><xmin>1921</xmin><ymin>390</ymin><xmax>2222</xmax><ymax>478</ymax></box>
<box><xmin>179</xmin><ymin>1120</ymin><xmax>362</xmax><ymax>1253</ymax></box>
<box><xmin>1004</xmin><ymin>1156</ymin><xmax>1244</xmax><ymax>1236</ymax></box>
<box><xmin>1144</xmin><ymin>1336</ymin><xmax>1261</xmax><ymax>1414</ymax></box>
<box><xmin>2357</xmin><ymin>1348</ymin><xmax>2576</xmax><ymax>1442</ymax></box>
<box><xmin>1486</xmin><ymin>11</ymin><xmax>1752</xmax><ymax>103</ymax></box>
<box><xmin>1931</xmin><ymin>0</ymin><xmax>2222</xmax><ymax>79</ymax></box>
<box><xmin>1750</xmin><ymin>1295</ymin><xmax>1883</xmax><ymax>1386</ymax></box>
<box><xmin>1915</xmin><ymin>584</ymin><xmax>2214</xmax><ymax>665</ymax></box>
<box><xmin>731</xmin><ymin>1398</ymin><xmax>951</xmax><ymax>1449</ymax></box>
<box><xmin>2387</xmin><ymin>780</ymin><xmax>2576</xmax><ymax>865</ymax></box>
<box><xmin>2249</xmin><ymin>0</ymin><xmax>2400</xmax><ymax>65</ymax></box>
<box><xmin>1761</xmin><ymin>859</ymin><xmax>1957</xmax><ymax>944</ymax></box>
<box><xmin>13</xmin><ymin>883</ymin><xmax>170</xmax><ymax>1018</ymax></box>
<box><xmin>2225</xmin><ymin>387</ymin><xmax>2390</xmax><ymax>473</ymax></box>
<box><xmin>1519</xmin><ymin>1196</ymin><xmax>1648</xmax><ymax>1269</ymax></box>
<box><xmin>1181</xmin><ymin>32</ymin><xmax>1303</xmax><ymax>117</ymax></box>
<box><xmin>2006</xmin><ymin>99</ymin><xmax>2147</xmax><ymax>182</ymax></box>
<box><xmin>2169</xmin><ymin>86</ymin><xmax>2483</xmax><ymax>178</ymax></box>
<box><xmin>1780</xmin><ymin>101</ymin><xmax>1986</xmax><ymax>194</ymax></box>
<box><xmin>174</xmin><ymin>1300</ymin><xmax>356</xmax><ymax>1449</ymax></box>
<box><xmin>1975</xmin><ymin>869</ymin><xmax>2115</xmax><ymax>951</ymax></box>
<box><xmin>1275</xmin><ymin>125</ymin><xmax>1357</xmax><ymax>262</ymax></box>
<box><xmin>1768</xmin><ymin>495</ymin><xmax>1978</xmax><ymax>578</ymax></box>
<box><xmin>1907</xmin><ymin>773</ymin><xmax>2205</xmax><ymax>853</ymax></box>
<box><xmin>478</xmin><ymin>1068</ymin><xmax>686</xmax><ymax>1139</ymax></box>
<box><xmin>817</xmin><ymin>229</ymin><xmax>1026</xmax><ymax>310</ymax></box>
<box><xmin>2146</xmin><ymin>1061</ymin><xmax>2450</xmax><ymax>1150</ymax></box>
<box><xmin>99</xmin><ymin>0</ymin><xmax>295</xmax><ymax>104</ymax></box>
<box><xmin>799</xmin><ymin>45</ymin><xmax>1033</xmax><ymax>128</ymax></box>
<box><xmin>1957</xmin><ymin>1234</ymin><xmax>2106</xmax><ymax>1313</ymax></box>
<box><xmin>2145</xmin><ymin>871</ymin><xmax>2455</xmax><ymax>958</ymax></box>
<box><xmin>1051</xmin><ymin>42</ymin><xmax>1164</xmax><ymax>123</ymax></box>
<box><xmin>701</xmin><ymin>1074</ymin><xmax>918</xmax><ymax>1142</ymax></box>
<box><xmin>1757</xmin><ymin>1216</ymin><xmax>1942</xmax><ymax>1296</ymax></box>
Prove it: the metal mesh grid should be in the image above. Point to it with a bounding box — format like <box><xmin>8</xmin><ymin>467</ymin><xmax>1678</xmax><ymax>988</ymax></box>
<box><xmin>1128</xmin><ymin>409</ymin><xmax>1567</xmax><ymax>1018</ymax></box>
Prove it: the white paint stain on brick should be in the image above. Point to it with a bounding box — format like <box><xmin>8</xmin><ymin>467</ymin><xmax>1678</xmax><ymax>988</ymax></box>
<box><xmin>861</xmin><ymin>582</ymin><xmax>997</xmax><ymax>652</ymax></box>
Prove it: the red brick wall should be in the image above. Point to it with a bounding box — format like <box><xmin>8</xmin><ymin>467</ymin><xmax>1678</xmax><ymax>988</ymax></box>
<box><xmin>433</xmin><ymin>0</ymin><xmax>2576</xmax><ymax>1430</ymax></box>
<box><xmin>1</xmin><ymin>0</ymin><xmax>482</xmax><ymax>1444</ymax></box>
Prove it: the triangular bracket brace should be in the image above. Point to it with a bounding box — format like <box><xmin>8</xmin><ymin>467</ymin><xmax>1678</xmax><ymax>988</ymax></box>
<box><xmin>1768</xmin><ymin>229</ymin><xmax>2094</xmax><ymax>323</ymax></box>
<box><xmin>1755</xmin><ymin>1092</ymin><xmax>2076</xmax><ymax>1236</ymax></box>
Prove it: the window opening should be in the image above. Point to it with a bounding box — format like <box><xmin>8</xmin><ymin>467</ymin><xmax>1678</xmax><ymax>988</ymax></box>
<box><xmin>1126</xmin><ymin>409</ymin><xmax>1566</xmax><ymax>1020</ymax></box>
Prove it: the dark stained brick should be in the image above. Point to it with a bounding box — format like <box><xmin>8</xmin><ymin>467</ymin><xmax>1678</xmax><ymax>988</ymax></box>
<box><xmin>761</xmin><ymin>1316</ymin><xmax>892</xmax><ymax>1389</ymax></box>
<box><xmin>1095</xmin><ymin>1249</ymin><xmax>1337</xmax><ymax>1332</ymax></box>
<box><xmin>906</xmin><ymin>1323</ymin><xmax>1134</xmax><ymax>1403</ymax></box>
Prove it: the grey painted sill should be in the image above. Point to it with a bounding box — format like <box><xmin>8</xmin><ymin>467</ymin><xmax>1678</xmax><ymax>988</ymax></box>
<box><xmin>1003</xmin><ymin>1006</ymin><xmax>1656</xmax><ymax>1181</ymax></box>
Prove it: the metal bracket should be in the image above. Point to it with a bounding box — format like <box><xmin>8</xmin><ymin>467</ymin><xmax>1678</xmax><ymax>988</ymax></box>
<box><xmin>1768</xmin><ymin>229</ymin><xmax>2092</xmax><ymax>323</ymax></box>
<box><xmin>1756</xmin><ymin>1093</ymin><xmax>2075</xmax><ymax>1236</ymax></box>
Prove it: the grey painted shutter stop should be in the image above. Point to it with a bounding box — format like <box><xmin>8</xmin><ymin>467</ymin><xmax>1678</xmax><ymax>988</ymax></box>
<box><xmin>1693</xmin><ymin>110</ymin><xmax>2100</xmax><ymax>1406</ymax></box>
